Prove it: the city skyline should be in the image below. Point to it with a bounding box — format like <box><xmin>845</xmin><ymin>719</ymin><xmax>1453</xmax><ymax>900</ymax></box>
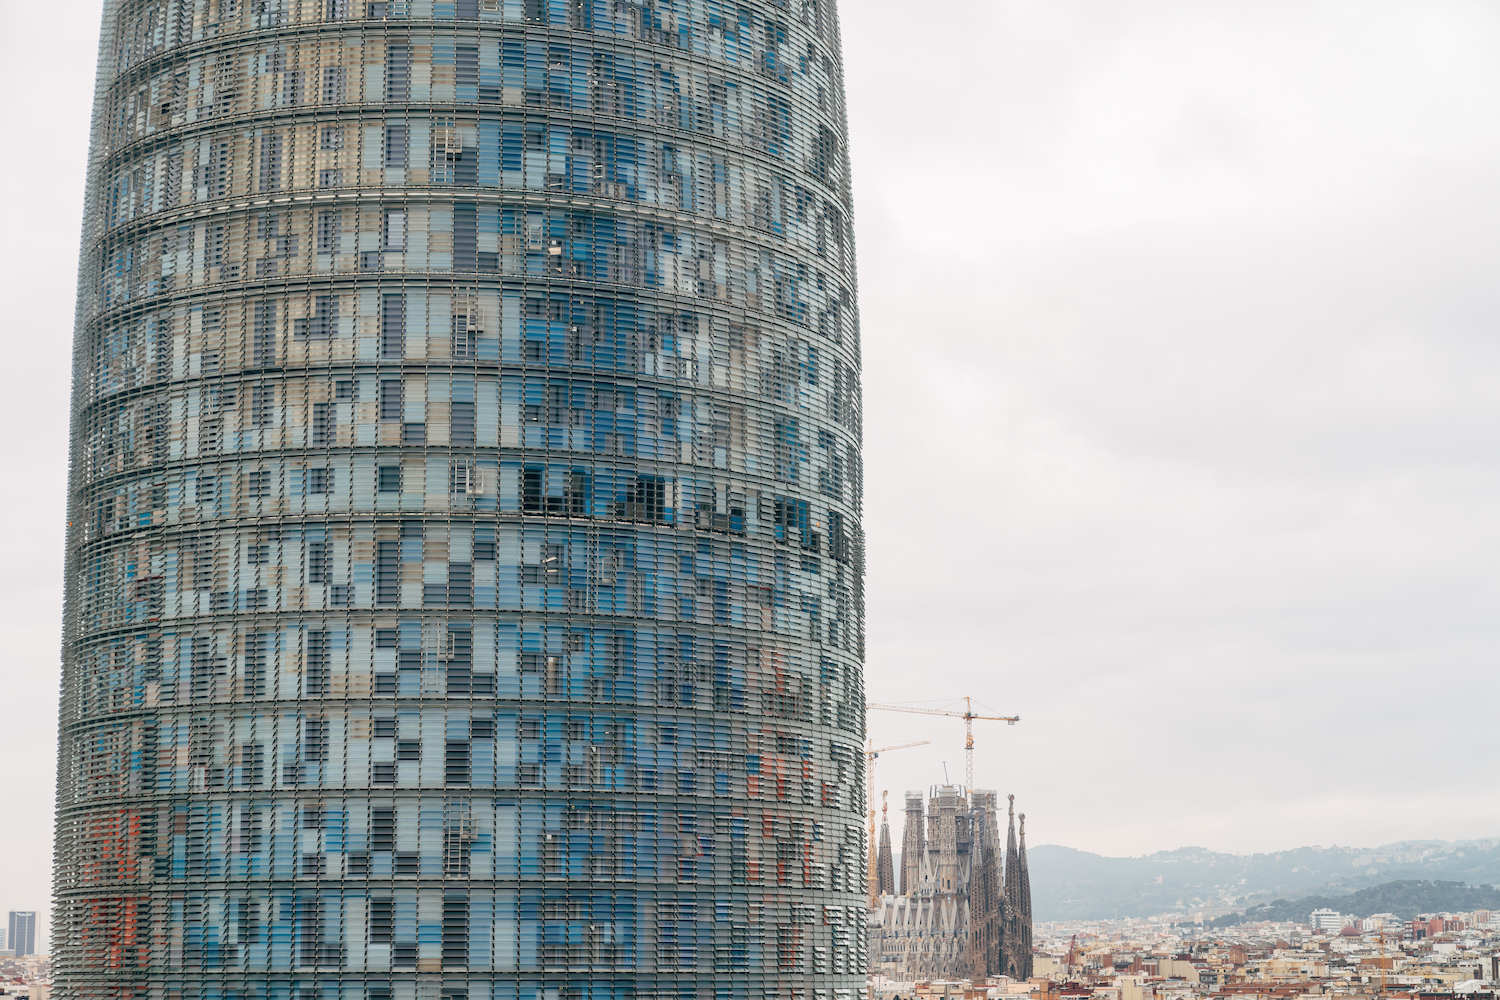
<box><xmin>6</xmin><ymin>0</ymin><xmax>1500</xmax><ymax>944</ymax></box>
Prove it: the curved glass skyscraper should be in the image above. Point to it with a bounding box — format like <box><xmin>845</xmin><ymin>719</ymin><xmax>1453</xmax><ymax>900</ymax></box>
<box><xmin>55</xmin><ymin>2</ymin><xmax>864</xmax><ymax>998</ymax></box>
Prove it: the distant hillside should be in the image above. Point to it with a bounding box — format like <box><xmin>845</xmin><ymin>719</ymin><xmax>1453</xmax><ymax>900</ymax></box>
<box><xmin>1029</xmin><ymin>839</ymin><xmax>1500</xmax><ymax>922</ymax></box>
<box><xmin>1206</xmin><ymin>880</ymin><xmax>1500</xmax><ymax>927</ymax></box>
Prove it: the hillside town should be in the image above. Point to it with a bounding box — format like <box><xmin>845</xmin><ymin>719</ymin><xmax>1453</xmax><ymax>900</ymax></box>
<box><xmin>870</xmin><ymin>907</ymin><xmax>1500</xmax><ymax>1000</ymax></box>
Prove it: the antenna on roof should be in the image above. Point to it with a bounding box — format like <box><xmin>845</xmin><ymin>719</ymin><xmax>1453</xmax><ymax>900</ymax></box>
<box><xmin>942</xmin><ymin>761</ymin><xmax>949</xmax><ymax>784</ymax></box>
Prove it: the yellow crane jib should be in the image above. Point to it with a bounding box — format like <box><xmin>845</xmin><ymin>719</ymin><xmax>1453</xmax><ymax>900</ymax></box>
<box><xmin>865</xmin><ymin>696</ymin><xmax>1020</xmax><ymax>793</ymax></box>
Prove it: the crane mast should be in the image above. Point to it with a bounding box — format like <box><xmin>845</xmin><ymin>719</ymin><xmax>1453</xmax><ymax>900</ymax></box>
<box><xmin>865</xmin><ymin>697</ymin><xmax>1019</xmax><ymax>792</ymax></box>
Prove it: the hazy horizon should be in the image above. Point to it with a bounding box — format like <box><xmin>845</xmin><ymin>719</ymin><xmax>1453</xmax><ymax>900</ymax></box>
<box><xmin>6</xmin><ymin>0</ymin><xmax>1500</xmax><ymax>949</ymax></box>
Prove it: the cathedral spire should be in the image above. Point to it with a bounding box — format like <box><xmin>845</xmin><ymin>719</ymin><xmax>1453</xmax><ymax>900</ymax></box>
<box><xmin>899</xmin><ymin>790</ymin><xmax>924</xmax><ymax>895</ymax></box>
<box><xmin>1003</xmin><ymin>794</ymin><xmax>1023</xmax><ymax>979</ymax></box>
<box><xmin>876</xmin><ymin>791</ymin><xmax>896</xmax><ymax>897</ymax></box>
<box><xmin>1018</xmin><ymin>812</ymin><xmax>1034</xmax><ymax>978</ymax></box>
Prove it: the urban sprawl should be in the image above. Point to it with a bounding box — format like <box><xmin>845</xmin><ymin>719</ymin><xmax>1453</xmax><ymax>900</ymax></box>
<box><xmin>871</xmin><ymin>904</ymin><xmax>1500</xmax><ymax>1000</ymax></box>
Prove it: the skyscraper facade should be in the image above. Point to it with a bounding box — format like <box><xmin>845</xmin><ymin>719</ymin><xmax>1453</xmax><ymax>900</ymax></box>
<box><xmin>55</xmin><ymin>2</ymin><xmax>864</xmax><ymax>998</ymax></box>
<box><xmin>7</xmin><ymin>911</ymin><xmax>35</xmax><ymax>958</ymax></box>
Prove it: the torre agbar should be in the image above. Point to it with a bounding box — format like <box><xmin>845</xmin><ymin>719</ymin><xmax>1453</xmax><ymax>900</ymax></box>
<box><xmin>55</xmin><ymin>1</ymin><xmax>865</xmax><ymax>998</ymax></box>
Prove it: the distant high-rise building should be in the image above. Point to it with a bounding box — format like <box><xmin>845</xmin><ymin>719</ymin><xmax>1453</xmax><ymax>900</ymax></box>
<box><xmin>8</xmin><ymin>912</ymin><xmax>35</xmax><ymax>957</ymax></box>
<box><xmin>54</xmin><ymin>0</ymin><xmax>866</xmax><ymax>997</ymax></box>
<box><xmin>1311</xmin><ymin>907</ymin><xmax>1345</xmax><ymax>932</ymax></box>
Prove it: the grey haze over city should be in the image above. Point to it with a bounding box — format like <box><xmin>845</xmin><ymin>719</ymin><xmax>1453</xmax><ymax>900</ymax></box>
<box><xmin>5</xmin><ymin>0</ymin><xmax>1500</xmax><ymax>945</ymax></box>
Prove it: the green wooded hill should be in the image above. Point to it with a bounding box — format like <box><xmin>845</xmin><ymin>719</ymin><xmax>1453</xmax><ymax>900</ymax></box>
<box><xmin>1206</xmin><ymin>880</ymin><xmax>1500</xmax><ymax>927</ymax></box>
<box><xmin>1029</xmin><ymin>839</ymin><xmax>1500</xmax><ymax>921</ymax></box>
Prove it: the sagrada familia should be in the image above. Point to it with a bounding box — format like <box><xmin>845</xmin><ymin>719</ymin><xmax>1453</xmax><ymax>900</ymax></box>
<box><xmin>868</xmin><ymin>786</ymin><xmax>1034</xmax><ymax>982</ymax></box>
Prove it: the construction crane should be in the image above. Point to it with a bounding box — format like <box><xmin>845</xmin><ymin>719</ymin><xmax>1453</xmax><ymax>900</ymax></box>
<box><xmin>864</xmin><ymin>738</ymin><xmax>929</xmax><ymax>906</ymax></box>
<box><xmin>866</xmin><ymin>696</ymin><xmax>1019</xmax><ymax>793</ymax></box>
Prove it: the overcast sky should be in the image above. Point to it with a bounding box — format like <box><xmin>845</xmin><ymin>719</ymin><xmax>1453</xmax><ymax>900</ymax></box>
<box><xmin>4</xmin><ymin>0</ymin><xmax>1500</xmax><ymax>943</ymax></box>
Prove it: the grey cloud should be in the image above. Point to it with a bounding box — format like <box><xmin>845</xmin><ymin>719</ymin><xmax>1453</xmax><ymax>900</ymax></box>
<box><xmin>847</xmin><ymin>1</ymin><xmax>1500</xmax><ymax>855</ymax></box>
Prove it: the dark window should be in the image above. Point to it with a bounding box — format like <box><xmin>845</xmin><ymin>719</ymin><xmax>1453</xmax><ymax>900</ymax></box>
<box><xmin>237</xmin><ymin>898</ymin><xmax>260</xmax><ymax>943</ymax></box>
<box><xmin>238</xmin><ymin>807</ymin><xmax>265</xmax><ymax>850</ymax></box>
<box><xmin>250</xmin><ymin>384</ymin><xmax>275</xmax><ymax>426</ymax></box>
<box><xmin>829</xmin><ymin>511</ymin><xmax>849</xmax><ymax>564</ymax></box>
<box><xmin>296</xmin><ymin>894</ymin><xmax>331</xmax><ymax>966</ymax></box>
<box><xmin>242</xmin><ymin>633</ymin><xmax>269</xmax><ymax>698</ymax></box>
<box><xmin>445</xmin><ymin>741</ymin><xmax>471</xmax><ymax>784</ymax></box>
<box><xmin>321</xmin><ymin>67</ymin><xmax>346</xmax><ymax>104</ymax></box>
<box><xmin>307</xmin><ymin>540</ymin><xmax>329</xmax><ymax>581</ymax></box>
<box><xmin>375</xmin><ymin>629</ymin><xmax>399</xmax><ymax>648</ymax></box>
<box><xmin>376</xmin><ymin>540</ymin><xmax>400</xmax><ymax>603</ymax></box>
<box><xmin>442</xmin><ymin>893</ymin><xmax>469</xmax><ymax>966</ymax></box>
<box><xmin>316</xmin><ymin>210</ymin><xmax>341</xmax><ymax>251</ymax></box>
<box><xmin>451</xmin><ymin>401</ymin><xmax>475</xmax><ymax>445</ymax></box>
<box><xmin>385</xmin><ymin>45</ymin><xmax>410</xmax><ymax>101</ymax></box>
<box><xmin>396</xmin><ymin>740</ymin><xmax>421</xmax><ymax>761</ymax></box>
<box><xmin>296</xmin><ymin>295</ymin><xmax>340</xmax><ymax>340</ymax></box>
<box><xmin>258</xmin><ymin>132</ymin><xmax>283</xmax><ymax>192</ymax></box>
<box><xmin>374</xmin><ymin>717</ymin><xmax>397</xmax><ymax>738</ymax></box>
<box><xmin>522</xmin><ymin>467</ymin><xmax>543</xmax><ymax>512</ymax></box>
<box><xmin>306</xmin><ymin>631</ymin><xmax>331</xmax><ymax>695</ymax></box>
<box><xmin>371</xmin><ymin>809</ymin><xmax>395</xmax><ymax>851</ymax></box>
<box><xmin>402</xmin><ymin>422</ymin><xmax>426</xmax><ymax>445</ymax></box>
<box><xmin>565</xmin><ymin>471</ymin><xmax>588</xmax><ymax>515</ymax></box>
<box><xmin>378</xmin><ymin>467</ymin><xmax>402</xmax><ymax>493</ymax></box>
<box><xmin>627</xmin><ymin>475</ymin><xmax>666</xmax><ymax>521</ymax></box>
<box><xmin>453</xmin><ymin>203</ymin><xmax>477</xmax><ymax>269</ymax></box>
<box><xmin>369</xmin><ymin>897</ymin><xmax>394</xmax><ymax>941</ymax></box>
<box><xmin>311</xmin><ymin>403</ymin><xmax>334</xmax><ymax>445</ymax></box>
<box><xmin>448</xmin><ymin>562</ymin><xmax>473</xmax><ymax>606</ymax></box>
<box><xmin>456</xmin><ymin>44</ymin><xmax>478</xmax><ymax>81</ymax></box>
<box><xmin>304</xmin><ymin>717</ymin><xmax>329</xmax><ymax>762</ymax></box>
<box><xmin>253</xmin><ymin>300</ymin><xmax>278</xmax><ymax>367</ymax></box>
<box><xmin>238</xmin><ymin>745</ymin><xmax>265</xmax><ymax>787</ymax></box>
<box><xmin>382</xmin><ymin>295</ymin><xmax>405</xmax><ymax>358</ymax></box>
<box><xmin>395</xmin><ymin>852</ymin><xmax>419</xmax><ymax>875</ymax></box>
<box><xmin>379</xmin><ymin>380</ymin><xmax>404</xmax><ymax>420</ymax></box>
<box><xmin>385</xmin><ymin>126</ymin><xmax>408</xmax><ymax>167</ymax></box>
<box><xmin>372</xmin><ymin>762</ymin><xmax>396</xmax><ymax>784</ymax></box>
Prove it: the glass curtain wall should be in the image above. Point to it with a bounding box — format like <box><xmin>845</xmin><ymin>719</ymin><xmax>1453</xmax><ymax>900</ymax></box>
<box><xmin>55</xmin><ymin>1</ymin><xmax>865</xmax><ymax>999</ymax></box>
